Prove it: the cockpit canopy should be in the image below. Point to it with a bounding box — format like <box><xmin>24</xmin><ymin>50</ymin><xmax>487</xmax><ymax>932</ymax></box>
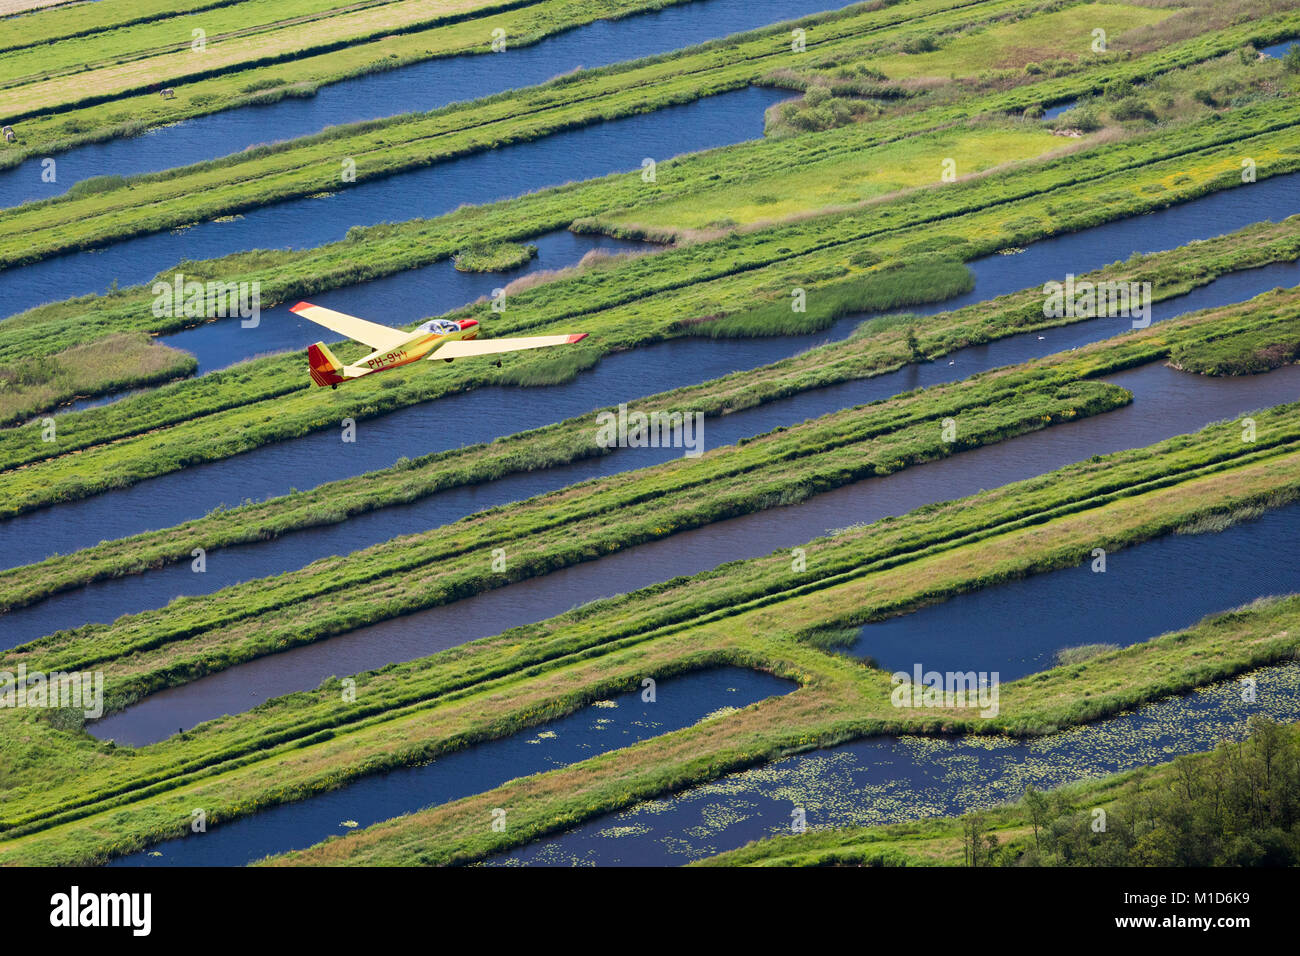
<box><xmin>416</xmin><ymin>318</ymin><xmax>461</xmax><ymax>336</ymax></box>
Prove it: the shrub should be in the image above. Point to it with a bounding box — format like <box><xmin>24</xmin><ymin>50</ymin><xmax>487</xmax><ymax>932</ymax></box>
<box><xmin>803</xmin><ymin>85</ymin><xmax>832</xmax><ymax>107</ymax></box>
<box><xmin>1102</xmin><ymin>79</ymin><xmax>1135</xmax><ymax>100</ymax></box>
<box><xmin>1111</xmin><ymin>97</ymin><xmax>1157</xmax><ymax>122</ymax></box>
<box><xmin>1067</xmin><ymin>108</ymin><xmax>1103</xmax><ymax>132</ymax></box>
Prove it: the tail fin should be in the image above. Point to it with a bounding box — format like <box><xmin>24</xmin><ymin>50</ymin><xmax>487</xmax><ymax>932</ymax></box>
<box><xmin>308</xmin><ymin>341</ymin><xmax>346</xmax><ymax>387</ymax></box>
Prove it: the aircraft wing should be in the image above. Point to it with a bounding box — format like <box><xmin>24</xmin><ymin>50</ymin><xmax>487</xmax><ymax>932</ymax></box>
<box><xmin>290</xmin><ymin>301</ymin><xmax>413</xmax><ymax>352</ymax></box>
<box><xmin>430</xmin><ymin>333</ymin><xmax>588</xmax><ymax>359</ymax></box>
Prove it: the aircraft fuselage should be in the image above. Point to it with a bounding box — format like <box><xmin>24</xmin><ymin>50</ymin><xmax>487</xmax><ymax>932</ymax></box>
<box><xmin>350</xmin><ymin>319</ymin><xmax>479</xmax><ymax>377</ymax></box>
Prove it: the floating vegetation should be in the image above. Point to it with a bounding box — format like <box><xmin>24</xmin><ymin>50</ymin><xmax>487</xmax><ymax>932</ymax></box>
<box><xmin>598</xmin><ymin>825</ymin><xmax>651</xmax><ymax>839</ymax></box>
<box><xmin>493</xmin><ymin>664</ymin><xmax>1300</xmax><ymax>866</ymax></box>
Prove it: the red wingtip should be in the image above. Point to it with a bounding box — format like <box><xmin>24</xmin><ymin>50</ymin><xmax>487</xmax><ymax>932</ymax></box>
<box><xmin>567</xmin><ymin>333</ymin><xmax>588</xmax><ymax>344</ymax></box>
<box><xmin>289</xmin><ymin>301</ymin><xmax>313</xmax><ymax>314</ymax></box>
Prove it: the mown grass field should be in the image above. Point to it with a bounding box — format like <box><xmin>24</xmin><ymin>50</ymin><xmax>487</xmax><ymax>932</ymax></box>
<box><xmin>1</xmin><ymin>0</ymin><xmax>266</xmax><ymax>50</ymax></box>
<box><xmin>598</xmin><ymin>121</ymin><xmax>1070</xmax><ymax>234</ymax></box>
<box><xmin>0</xmin><ymin>0</ymin><xmax>503</xmax><ymax>86</ymax></box>
<box><xmin>0</xmin><ymin>0</ymin><xmax>695</xmax><ymax>119</ymax></box>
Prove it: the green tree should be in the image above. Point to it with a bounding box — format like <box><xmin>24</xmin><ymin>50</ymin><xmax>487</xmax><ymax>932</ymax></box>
<box><xmin>1022</xmin><ymin>787</ymin><xmax>1049</xmax><ymax>850</ymax></box>
<box><xmin>905</xmin><ymin>326</ymin><xmax>923</xmax><ymax>362</ymax></box>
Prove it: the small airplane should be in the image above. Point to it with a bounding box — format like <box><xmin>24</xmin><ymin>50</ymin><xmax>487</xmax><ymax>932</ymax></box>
<box><xmin>291</xmin><ymin>301</ymin><xmax>588</xmax><ymax>388</ymax></box>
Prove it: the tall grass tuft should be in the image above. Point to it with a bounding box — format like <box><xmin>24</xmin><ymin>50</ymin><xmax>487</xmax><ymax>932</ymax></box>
<box><xmin>681</xmin><ymin>258</ymin><xmax>973</xmax><ymax>338</ymax></box>
<box><xmin>494</xmin><ymin>345</ymin><xmax>601</xmax><ymax>387</ymax></box>
<box><xmin>1054</xmin><ymin>643</ymin><xmax>1119</xmax><ymax>666</ymax></box>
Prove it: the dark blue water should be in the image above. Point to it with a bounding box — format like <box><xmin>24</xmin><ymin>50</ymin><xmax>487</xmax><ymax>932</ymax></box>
<box><xmin>907</xmin><ymin>173</ymin><xmax>1300</xmax><ymax>318</ymax></box>
<box><xmin>4</xmin><ymin>172</ymin><xmax>1299</xmax><ymax>575</ymax></box>
<box><xmin>5</xmin><ymin>253</ymin><xmax>1300</xmax><ymax>646</ymax></box>
<box><xmin>847</xmin><ymin>502</ymin><xmax>1300</xmax><ymax>680</ymax></box>
<box><xmin>1043</xmin><ymin>98</ymin><xmax>1078</xmax><ymax>119</ymax></box>
<box><xmin>83</xmin><ymin>360</ymin><xmax>1300</xmax><ymax>745</ymax></box>
<box><xmin>1261</xmin><ymin>38</ymin><xmax>1298</xmax><ymax>58</ymax></box>
<box><xmin>0</xmin><ymin>85</ymin><xmax>791</xmax><ymax>318</ymax></box>
<box><xmin>490</xmin><ymin>662</ymin><xmax>1300</xmax><ymax>866</ymax></box>
<box><xmin>105</xmin><ymin>665</ymin><xmax>795</xmax><ymax>866</ymax></box>
<box><xmin>0</xmin><ymin>0</ymin><xmax>841</xmax><ymax>208</ymax></box>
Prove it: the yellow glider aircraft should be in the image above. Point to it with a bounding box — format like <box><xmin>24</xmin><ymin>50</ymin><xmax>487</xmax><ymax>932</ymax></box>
<box><xmin>291</xmin><ymin>301</ymin><xmax>589</xmax><ymax>388</ymax></box>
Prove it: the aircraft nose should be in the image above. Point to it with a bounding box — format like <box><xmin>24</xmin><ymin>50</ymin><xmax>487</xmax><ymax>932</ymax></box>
<box><xmin>459</xmin><ymin>319</ymin><xmax>478</xmax><ymax>329</ymax></box>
